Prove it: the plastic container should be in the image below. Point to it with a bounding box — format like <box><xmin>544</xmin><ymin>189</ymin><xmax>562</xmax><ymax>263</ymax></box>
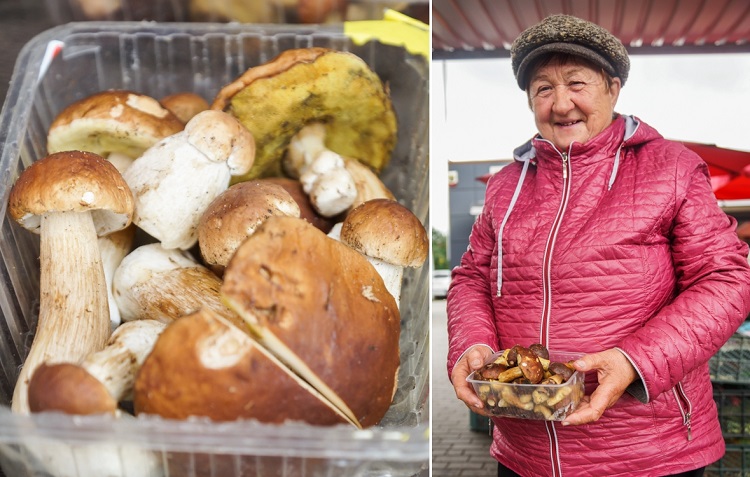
<box><xmin>0</xmin><ymin>22</ymin><xmax>428</xmax><ymax>477</ymax></box>
<box><xmin>710</xmin><ymin>333</ymin><xmax>750</xmax><ymax>383</ymax></box>
<box><xmin>466</xmin><ymin>350</ymin><xmax>584</xmax><ymax>421</ymax></box>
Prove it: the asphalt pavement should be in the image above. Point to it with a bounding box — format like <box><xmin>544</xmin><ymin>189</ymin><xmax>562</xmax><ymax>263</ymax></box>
<box><xmin>431</xmin><ymin>299</ymin><xmax>498</xmax><ymax>476</ymax></box>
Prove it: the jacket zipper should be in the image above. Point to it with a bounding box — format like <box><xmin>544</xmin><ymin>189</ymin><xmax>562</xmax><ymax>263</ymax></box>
<box><xmin>540</xmin><ymin>150</ymin><xmax>571</xmax><ymax>347</ymax></box>
<box><xmin>541</xmin><ymin>149</ymin><xmax>571</xmax><ymax>477</ymax></box>
<box><xmin>673</xmin><ymin>383</ymin><xmax>693</xmax><ymax>441</ymax></box>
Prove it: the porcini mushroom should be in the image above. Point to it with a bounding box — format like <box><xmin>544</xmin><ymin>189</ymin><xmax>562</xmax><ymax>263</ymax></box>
<box><xmin>339</xmin><ymin>198</ymin><xmax>428</xmax><ymax>307</ymax></box>
<box><xmin>299</xmin><ymin>150</ymin><xmax>357</xmax><ymax>217</ymax></box>
<box><xmin>27</xmin><ymin>319</ymin><xmax>166</xmax><ymax>415</ymax></box>
<box><xmin>123</xmin><ymin>109</ymin><xmax>255</xmax><ymax>249</ymax></box>
<box><xmin>134</xmin><ymin>307</ymin><xmax>352</xmax><ymax>426</ymax></box>
<box><xmin>221</xmin><ymin>216</ymin><xmax>401</xmax><ymax>428</ymax></box>
<box><xmin>159</xmin><ymin>92</ymin><xmax>209</xmax><ymax>124</ymax></box>
<box><xmin>98</xmin><ymin>224</ymin><xmax>136</xmax><ymax>332</ymax></box>
<box><xmin>260</xmin><ymin>176</ymin><xmax>336</xmax><ymax>233</ymax></box>
<box><xmin>211</xmin><ymin>47</ymin><xmax>397</xmax><ymax>180</ymax></box>
<box><xmin>46</xmin><ymin>90</ymin><xmax>184</xmax><ymax>173</ymax></box>
<box><xmin>112</xmin><ymin>243</ymin><xmax>247</xmax><ymax>331</ymax></box>
<box><xmin>7</xmin><ymin>150</ymin><xmax>134</xmax><ymax>414</ymax></box>
<box><xmin>197</xmin><ymin>180</ymin><xmax>301</xmax><ymax>275</ymax></box>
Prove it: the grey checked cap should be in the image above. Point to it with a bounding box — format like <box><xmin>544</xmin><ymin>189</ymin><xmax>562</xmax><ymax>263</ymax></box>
<box><xmin>511</xmin><ymin>14</ymin><xmax>630</xmax><ymax>90</ymax></box>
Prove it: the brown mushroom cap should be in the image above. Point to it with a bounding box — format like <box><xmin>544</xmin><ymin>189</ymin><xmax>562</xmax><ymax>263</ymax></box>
<box><xmin>259</xmin><ymin>177</ymin><xmax>336</xmax><ymax>233</ymax></box>
<box><xmin>517</xmin><ymin>347</ymin><xmax>544</xmax><ymax>384</ymax></box>
<box><xmin>8</xmin><ymin>151</ymin><xmax>134</xmax><ymax>236</ymax></box>
<box><xmin>548</xmin><ymin>361</ymin><xmax>575</xmax><ymax>382</ymax></box>
<box><xmin>134</xmin><ymin>307</ymin><xmax>351</xmax><ymax>426</ymax></box>
<box><xmin>160</xmin><ymin>92</ymin><xmax>209</xmax><ymax>124</ymax></box>
<box><xmin>28</xmin><ymin>362</ymin><xmax>117</xmax><ymax>415</ymax></box>
<box><xmin>340</xmin><ymin>198</ymin><xmax>428</xmax><ymax>267</ymax></box>
<box><xmin>184</xmin><ymin>110</ymin><xmax>255</xmax><ymax>176</ymax></box>
<box><xmin>47</xmin><ymin>90</ymin><xmax>184</xmax><ymax>159</ymax></box>
<box><xmin>221</xmin><ymin>216</ymin><xmax>400</xmax><ymax>428</ymax></box>
<box><xmin>197</xmin><ymin>181</ymin><xmax>301</xmax><ymax>273</ymax></box>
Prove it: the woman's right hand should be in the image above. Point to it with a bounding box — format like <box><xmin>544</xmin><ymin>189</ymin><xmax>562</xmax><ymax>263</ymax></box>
<box><xmin>450</xmin><ymin>344</ymin><xmax>494</xmax><ymax>416</ymax></box>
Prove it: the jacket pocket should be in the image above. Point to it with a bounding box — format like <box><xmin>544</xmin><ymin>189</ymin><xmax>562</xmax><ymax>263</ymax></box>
<box><xmin>672</xmin><ymin>382</ymin><xmax>693</xmax><ymax>441</ymax></box>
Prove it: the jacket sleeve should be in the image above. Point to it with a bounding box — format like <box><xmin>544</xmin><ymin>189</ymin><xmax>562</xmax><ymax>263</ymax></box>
<box><xmin>618</xmin><ymin>151</ymin><xmax>750</xmax><ymax>401</ymax></box>
<box><xmin>446</xmin><ymin>175</ymin><xmax>504</xmax><ymax>379</ymax></box>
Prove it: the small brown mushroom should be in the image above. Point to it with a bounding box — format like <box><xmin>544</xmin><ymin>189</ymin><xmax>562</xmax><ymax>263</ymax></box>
<box><xmin>548</xmin><ymin>361</ymin><xmax>575</xmax><ymax>382</ymax></box>
<box><xmin>160</xmin><ymin>92</ymin><xmax>209</xmax><ymax>124</ymax></box>
<box><xmin>197</xmin><ymin>180</ymin><xmax>300</xmax><ymax>276</ymax></box>
<box><xmin>529</xmin><ymin>343</ymin><xmax>550</xmax><ymax>360</ymax></box>
<box><xmin>517</xmin><ymin>347</ymin><xmax>544</xmax><ymax>384</ymax></box>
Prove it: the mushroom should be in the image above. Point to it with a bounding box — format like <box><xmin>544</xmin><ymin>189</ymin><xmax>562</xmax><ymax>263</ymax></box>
<box><xmin>123</xmin><ymin>109</ymin><xmax>255</xmax><ymax>249</ymax></box>
<box><xmin>284</xmin><ymin>122</ymin><xmax>394</xmax><ymax>215</ymax></box>
<box><xmin>7</xmin><ymin>150</ymin><xmax>134</xmax><ymax>414</ymax></box>
<box><xmin>339</xmin><ymin>198</ymin><xmax>429</xmax><ymax>308</ymax></box>
<box><xmin>260</xmin><ymin>177</ymin><xmax>336</xmax><ymax>233</ymax></box>
<box><xmin>160</xmin><ymin>92</ymin><xmax>210</xmax><ymax>124</ymax></box>
<box><xmin>134</xmin><ymin>307</ymin><xmax>352</xmax><ymax>426</ymax></box>
<box><xmin>516</xmin><ymin>347</ymin><xmax>545</xmax><ymax>384</ymax></box>
<box><xmin>98</xmin><ymin>224</ymin><xmax>136</xmax><ymax>332</ymax></box>
<box><xmin>46</xmin><ymin>90</ymin><xmax>184</xmax><ymax>173</ymax></box>
<box><xmin>299</xmin><ymin>150</ymin><xmax>357</xmax><ymax>217</ymax></box>
<box><xmin>197</xmin><ymin>180</ymin><xmax>301</xmax><ymax>276</ymax></box>
<box><xmin>211</xmin><ymin>47</ymin><xmax>397</xmax><ymax>180</ymax></box>
<box><xmin>112</xmin><ymin>243</ymin><xmax>247</xmax><ymax>332</ymax></box>
<box><xmin>221</xmin><ymin>216</ymin><xmax>400</xmax><ymax>428</ymax></box>
<box><xmin>27</xmin><ymin>319</ymin><xmax>167</xmax><ymax>415</ymax></box>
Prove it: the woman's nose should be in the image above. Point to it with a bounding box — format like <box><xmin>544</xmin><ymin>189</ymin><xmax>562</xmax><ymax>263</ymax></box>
<box><xmin>551</xmin><ymin>87</ymin><xmax>575</xmax><ymax>115</ymax></box>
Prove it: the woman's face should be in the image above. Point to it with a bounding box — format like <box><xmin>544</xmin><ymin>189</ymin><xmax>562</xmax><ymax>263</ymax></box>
<box><xmin>528</xmin><ymin>57</ymin><xmax>621</xmax><ymax>152</ymax></box>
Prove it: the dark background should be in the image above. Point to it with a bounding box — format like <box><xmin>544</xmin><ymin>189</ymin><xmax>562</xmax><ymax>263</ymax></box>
<box><xmin>0</xmin><ymin>0</ymin><xmax>55</xmax><ymax>106</ymax></box>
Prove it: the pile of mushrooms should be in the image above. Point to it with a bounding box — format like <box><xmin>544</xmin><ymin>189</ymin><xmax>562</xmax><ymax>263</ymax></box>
<box><xmin>7</xmin><ymin>47</ymin><xmax>428</xmax><ymax>432</ymax></box>
<box><xmin>471</xmin><ymin>344</ymin><xmax>584</xmax><ymax>420</ymax></box>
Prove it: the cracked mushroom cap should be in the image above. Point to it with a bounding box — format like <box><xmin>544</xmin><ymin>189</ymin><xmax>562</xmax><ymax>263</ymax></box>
<box><xmin>221</xmin><ymin>215</ymin><xmax>400</xmax><ymax>428</ymax></box>
<box><xmin>198</xmin><ymin>180</ymin><xmax>301</xmax><ymax>273</ymax></box>
<box><xmin>47</xmin><ymin>90</ymin><xmax>184</xmax><ymax>159</ymax></box>
<box><xmin>340</xmin><ymin>198</ymin><xmax>428</xmax><ymax>268</ymax></box>
<box><xmin>185</xmin><ymin>110</ymin><xmax>256</xmax><ymax>177</ymax></box>
<box><xmin>211</xmin><ymin>47</ymin><xmax>397</xmax><ymax>181</ymax></box>
<box><xmin>8</xmin><ymin>151</ymin><xmax>134</xmax><ymax>236</ymax></box>
<box><xmin>134</xmin><ymin>307</ymin><xmax>351</xmax><ymax>426</ymax></box>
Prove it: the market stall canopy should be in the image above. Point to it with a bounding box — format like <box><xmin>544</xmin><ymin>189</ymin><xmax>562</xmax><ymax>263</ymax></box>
<box><xmin>433</xmin><ymin>0</ymin><xmax>750</xmax><ymax>59</ymax></box>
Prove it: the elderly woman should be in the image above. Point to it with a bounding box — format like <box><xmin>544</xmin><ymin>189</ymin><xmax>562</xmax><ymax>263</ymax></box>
<box><xmin>447</xmin><ymin>14</ymin><xmax>750</xmax><ymax>477</ymax></box>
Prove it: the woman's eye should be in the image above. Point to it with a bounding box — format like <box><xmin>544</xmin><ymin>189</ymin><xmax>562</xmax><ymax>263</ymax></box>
<box><xmin>569</xmin><ymin>81</ymin><xmax>586</xmax><ymax>91</ymax></box>
<box><xmin>535</xmin><ymin>85</ymin><xmax>553</xmax><ymax>96</ymax></box>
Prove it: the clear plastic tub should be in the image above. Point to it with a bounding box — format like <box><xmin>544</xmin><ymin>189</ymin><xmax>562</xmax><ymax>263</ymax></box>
<box><xmin>467</xmin><ymin>350</ymin><xmax>584</xmax><ymax>421</ymax></box>
<box><xmin>0</xmin><ymin>22</ymin><xmax>428</xmax><ymax>477</ymax></box>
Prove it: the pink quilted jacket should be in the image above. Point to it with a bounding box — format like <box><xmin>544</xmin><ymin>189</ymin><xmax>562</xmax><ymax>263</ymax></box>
<box><xmin>447</xmin><ymin>115</ymin><xmax>750</xmax><ymax>477</ymax></box>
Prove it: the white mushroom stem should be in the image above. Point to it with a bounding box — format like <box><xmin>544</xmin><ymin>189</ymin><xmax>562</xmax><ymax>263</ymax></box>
<box><xmin>283</xmin><ymin>122</ymin><xmax>327</xmax><ymax>178</ymax></box>
<box><xmin>98</xmin><ymin>225</ymin><xmax>135</xmax><ymax>332</ymax></box>
<box><xmin>12</xmin><ymin>211</ymin><xmax>110</xmax><ymax>414</ymax></box>
<box><xmin>113</xmin><ymin>243</ymin><xmax>247</xmax><ymax>332</ymax></box>
<box><xmin>105</xmin><ymin>152</ymin><xmax>135</xmax><ymax>174</ymax></box>
<box><xmin>124</xmin><ymin>110</ymin><xmax>255</xmax><ymax>250</ymax></box>
<box><xmin>300</xmin><ymin>150</ymin><xmax>357</xmax><ymax>217</ymax></box>
<box><xmin>81</xmin><ymin>319</ymin><xmax>167</xmax><ymax>401</ymax></box>
<box><xmin>364</xmin><ymin>258</ymin><xmax>405</xmax><ymax>310</ymax></box>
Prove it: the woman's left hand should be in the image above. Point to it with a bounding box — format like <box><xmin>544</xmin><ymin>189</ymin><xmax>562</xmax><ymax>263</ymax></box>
<box><xmin>562</xmin><ymin>348</ymin><xmax>638</xmax><ymax>426</ymax></box>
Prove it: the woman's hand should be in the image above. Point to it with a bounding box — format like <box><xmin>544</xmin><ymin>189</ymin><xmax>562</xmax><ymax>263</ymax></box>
<box><xmin>562</xmin><ymin>348</ymin><xmax>638</xmax><ymax>426</ymax></box>
<box><xmin>450</xmin><ymin>345</ymin><xmax>494</xmax><ymax>416</ymax></box>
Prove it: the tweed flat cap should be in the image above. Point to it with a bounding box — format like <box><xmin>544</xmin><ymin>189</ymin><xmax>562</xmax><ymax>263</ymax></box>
<box><xmin>511</xmin><ymin>14</ymin><xmax>630</xmax><ymax>90</ymax></box>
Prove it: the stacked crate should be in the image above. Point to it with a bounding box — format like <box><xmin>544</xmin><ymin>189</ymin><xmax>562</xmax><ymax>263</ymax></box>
<box><xmin>708</xmin><ymin>333</ymin><xmax>750</xmax><ymax>476</ymax></box>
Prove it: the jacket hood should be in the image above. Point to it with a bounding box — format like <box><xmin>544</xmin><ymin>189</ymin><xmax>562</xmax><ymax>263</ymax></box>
<box><xmin>512</xmin><ymin>114</ymin><xmax>658</xmax><ymax>163</ymax></box>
